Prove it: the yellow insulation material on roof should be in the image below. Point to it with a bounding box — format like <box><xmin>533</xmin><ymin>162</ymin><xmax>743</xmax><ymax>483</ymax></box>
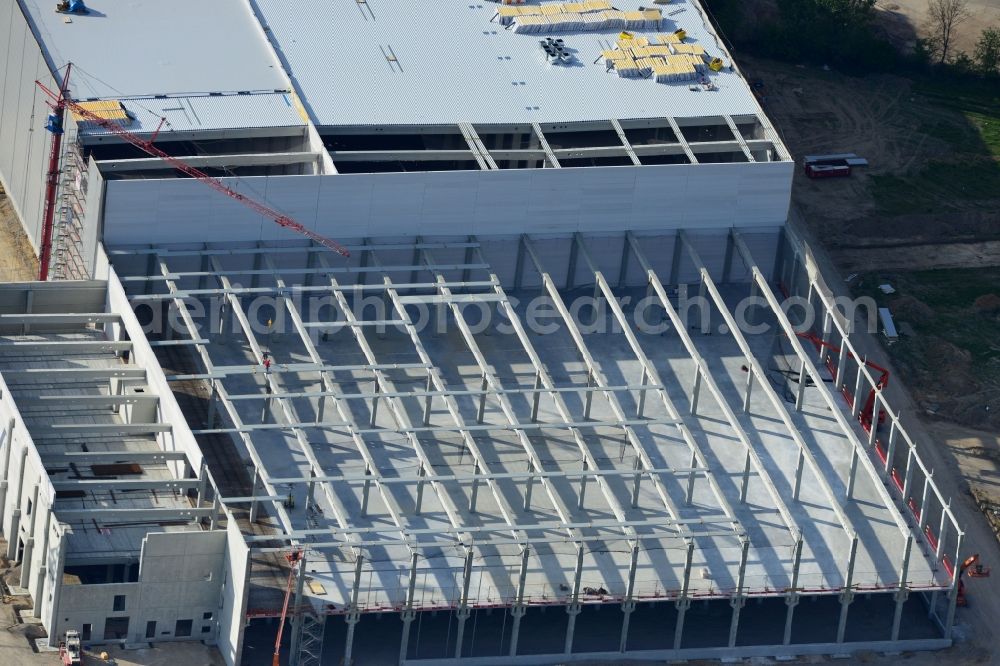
<box><xmin>70</xmin><ymin>100</ymin><xmax>128</xmax><ymax>122</ymax></box>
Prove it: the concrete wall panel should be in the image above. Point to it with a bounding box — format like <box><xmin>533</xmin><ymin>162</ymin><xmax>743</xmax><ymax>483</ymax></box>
<box><xmin>0</xmin><ymin>0</ymin><xmax>59</xmax><ymax>254</ymax></box>
<box><xmin>102</xmin><ymin>162</ymin><xmax>793</xmax><ymax>247</ymax></box>
<box><xmin>217</xmin><ymin>518</ymin><xmax>251</xmax><ymax>666</ymax></box>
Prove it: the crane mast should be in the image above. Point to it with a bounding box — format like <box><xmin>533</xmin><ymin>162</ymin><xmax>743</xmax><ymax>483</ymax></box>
<box><xmin>35</xmin><ymin>68</ymin><xmax>349</xmax><ymax>280</ymax></box>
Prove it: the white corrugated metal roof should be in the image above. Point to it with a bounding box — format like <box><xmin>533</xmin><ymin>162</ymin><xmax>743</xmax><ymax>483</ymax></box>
<box><xmin>251</xmin><ymin>0</ymin><xmax>762</xmax><ymax>126</ymax></box>
<box><xmin>76</xmin><ymin>93</ymin><xmax>305</xmax><ymax>136</ymax></box>
<box><xmin>20</xmin><ymin>0</ymin><xmax>288</xmax><ymax>99</ymax></box>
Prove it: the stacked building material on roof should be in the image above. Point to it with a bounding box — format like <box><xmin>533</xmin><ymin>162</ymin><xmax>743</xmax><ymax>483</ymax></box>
<box><xmin>501</xmin><ymin>3</ymin><xmax>663</xmax><ymax>33</ymax></box>
<box><xmin>603</xmin><ymin>35</ymin><xmax>709</xmax><ymax>82</ymax></box>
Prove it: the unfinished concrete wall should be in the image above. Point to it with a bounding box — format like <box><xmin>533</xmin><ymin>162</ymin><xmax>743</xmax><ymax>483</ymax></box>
<box><xmin>0</xmin><ymin>0</ymin><xmax>60</xmax><ymax>254</ymax></box>
<box><xmin>55</xmin><ymin>530</ymin><xmax>227</xmax><ymax>646</ymax></box>
<box><xmin>217</xmin><ymin>517</ymin><xmax>251</xmax><ymax>666</ymax></box>
<box><xmin>100</xmin><ymin>161</ymin><xmax>793</xmax><ymax>246</ymax></box>
<box><xmin>0</xmin><ymin>354</ymin><xmax>56</xmax><ymax>621</ymax></box>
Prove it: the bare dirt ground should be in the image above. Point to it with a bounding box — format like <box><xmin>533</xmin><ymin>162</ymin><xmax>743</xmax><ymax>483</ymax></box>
<box><xmin>0</xmin><ymin>185</ymin><xmax>38</xmax><ymax>282</ymax></box>
<box><xmin>745</xmin><ymin>56</ymin><xmax>1000</xmax><ymax>255</ymax></box>
<box><xmin>879</xmin><ymin>0</ymin><xmax>1000</xmax><ymax>55</ymax></box>
<box><xmin>831</xmin><ymin>240</ymin><xmax>1000</xmax><ymax>274</ymax></box>
<box><xmin>743</xmin><ymin>53</ymin><xmax>1000</xmax><ymax>432</ymax></box>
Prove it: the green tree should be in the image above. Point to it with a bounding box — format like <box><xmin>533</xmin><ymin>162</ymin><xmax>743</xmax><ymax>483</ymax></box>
<box><xmin>974</xmin><ymin>27</ymin><xmax>1000</xmax><ymax>74</ymax></box>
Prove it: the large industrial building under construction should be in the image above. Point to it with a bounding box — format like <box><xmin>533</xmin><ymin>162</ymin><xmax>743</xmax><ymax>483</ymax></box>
<box><xmin>0</xmin><ymin>0</ymin><xmax>965</xmax><ymax>664</ymax></box>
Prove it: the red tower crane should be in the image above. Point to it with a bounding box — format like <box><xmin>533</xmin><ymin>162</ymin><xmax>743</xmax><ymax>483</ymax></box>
<box><xmin>36</xmin><ymin>65</ymin><xmax>74</xmax><ymax>281</ymax></box>
<box><xmin>34</xmin><ymin>67</ymin><xmax>349</xmax><ymax>281</ymax></box>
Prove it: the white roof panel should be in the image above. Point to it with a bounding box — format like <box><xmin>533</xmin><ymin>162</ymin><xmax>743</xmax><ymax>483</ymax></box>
<box><xmin>20</xmin><ymin>0</ymin><xmax>288</xmax><ymax>99</ymax></box>
<box><xmin>77</xmin><ymin>93</ymin><xmax>305</xmax><ymax>136</ymax></box>
<box><xmin>251</xmin><ymin>0</ymin><xmax>763</xmax><ymax>126</ymax></box>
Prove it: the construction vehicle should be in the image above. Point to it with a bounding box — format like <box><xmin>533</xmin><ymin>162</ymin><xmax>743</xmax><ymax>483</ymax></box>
<box><xmin>59</xmin><ymin>629</ymin><xmax>82</xmax><ymax>665</ymax></box>
<box><xmin>956</xmin><ymin>553</ymin><xmax>991</xmax><ymax>607</ymax></box>
<box><xmin>797</xmin><ymin>331</ymin><xmax>889</xmax><ymax>430</ymax></box>
<box><xmin>34</xmin><ymin>65</ymin><xmax>349</xmax><ymax>281</ymax></box>
<box><xmin>273</xmin><ymin>550</ymin><xmax>304</xmax><ymax>666</ymax></box>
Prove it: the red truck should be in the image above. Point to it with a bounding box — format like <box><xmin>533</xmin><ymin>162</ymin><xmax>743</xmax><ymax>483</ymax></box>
<box><xmin>804</xmin><ymin>163</ymin><xmax>851</xmax><ymax>179</ymax></box>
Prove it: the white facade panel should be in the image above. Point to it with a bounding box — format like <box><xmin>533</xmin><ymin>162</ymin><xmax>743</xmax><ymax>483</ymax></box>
<box><xmin>0</xmin><ymin>0</ymin><xmax>58</xmax><ymax>254</ymax></box>
<box><xmin>102</xmin><ymin>162</ymin><xmax>793</xmax><ymax>247</ymax></box>
<box><xmin>217</xmin><ymin>517</ymin><xmax>251</xmax><ymax>666</ymax></box>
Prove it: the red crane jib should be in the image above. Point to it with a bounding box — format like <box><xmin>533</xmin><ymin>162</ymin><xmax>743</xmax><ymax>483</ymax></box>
<box><xmin>36</xmin><ymin>79</ymin><xmax>349</xmax><ymax>259</ymax></box>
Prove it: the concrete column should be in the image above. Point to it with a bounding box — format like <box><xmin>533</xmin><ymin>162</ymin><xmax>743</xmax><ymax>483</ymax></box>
<box><xmin>739</xmin><ymin>451</ymin><xmax>751</xmax><ymax>503</ymax></box>
<box><xmin>0</xmin><ymin>418</ymin><xmax>14</xmax><ymax>524</ymax></box>
<box><xmin>935</xmin><ymin>505</ymin><xmax>949</xmax><ymax>559</ymax></box>
<box><xmin>523</xmin><ymin>461</ymin><xmax>534</xmax><ymax>512</ymax></box>
<box><xmin>836</xmin><ymin>537</ymin><xmax>858</xmax><ymax>643</ymax></box>
<box><xmin>206</xmin><ymin>381</ymin><xmax>218</xmax><ymax>428</ymax></box>
<box><xmin>564</xmin><ymin>545</ymin><xmax>585</xmax><ymax>654</ymax></box>
<box><xmin>564</xmin><ymin>604</ymin><xmax>582</xmax><ymax>654</ymax></box>
<box><xmin>619</xmin><ymin>544</ymin><xmax>639</xmax><ymax>652</ymax></box>
<box><xmin>509</xmin><ymin>606</ymin><xmax>526</xmax><ymax>657</ymax></box>
<box><xmin>846</xmin><ymin>448</ymin><xmax>859</xmax><ymax>500</ymax></box>
<box><xmin>891</xmin><ymin>536</ymin><xmax>913</xmax><ymax>641</ymax></box>
<box><xmin>46</xmin><ymin>530</ymin><xmax>67</xmax><ymax>649</ymax></box>
<box><xmin>453</xmin><ymin>549</ymin><xmax>474</xmax><ymax>659</ymax></box>
<box><xmin>209</xmin><ymin>495</ymin><xmax>221</xmax><ymax>530</ymax></box>
<box><xmin>795</xmin><ymin>359</ymin><xmax>808</xmax><ymax>411</ymax></box>
<box><xmin>835</xmin><ymin>338</ymin><xmax>850</xmax><ymax>390</ymax></box>
<box><xmin>630</xmin><ymin>458</ymin><xmax>642</xmax><ymax>508</ymax></box>
<box><xmin>32</xmin><ymin>508</ymin><xmax>52</xmax><ymax>617</ymax></box>
<box><xmin>851</xmin><ymin>364</ymin><xmax>867</xmax><ymax>419</ymax></box>
<box><xmin>530</xmin><ymin>372</ymin><xmax>542</xmax><ymax>422</ymax></box>
<box><xmin>398</xmin><ymin>552</ymin><xmax>420</xmax><ymax>664</ymax></box>
<box><xmin>196</xmin><ymin>461</ymin><xmax>208</xmax><ymax>507</ymax></box>
<box><xmin>398</xmin><ymin>610</ymin><xmax>416</xmax><ymax>664</ymax></box>
<box><xmin>425</xmin><ymin>374</ymin><xmax>436</xmax><ymax>426</ymax></box>
<box><xmin>6</xmin><ymin>447</ymin><xmax>27</xmax><ymax>561</ymax></box>
<box><xmin>783</xmin><ymin>539</ymin><xmax>803</xmax><ymax>645</ymax></box>
<box><xmin>868</xmin><ymin>392</ymin><xmax>881</xmax><ymax>447</ymax></box>
<box><xmin>360</xmin><ymin>466</ymin><xmax>372</xmax><ymax>517</ymax></box>
<box><xmin>673</xmin><ymin>541</ymin><xmax>694</xmax><ymax>650</ymax></box>
<box><xmin>415</xmin><ymin>465</ymin><xmax>426</xmax><ymax>515</ymax></box>
<box><xmin>918</xmin><ymin>472</ymin><xmax>933</xmax><ymax>523</ymax></box>
<box><xmin>690</xmin><ymin>368</ymin><xmax>702</xmax><ymax>415</ymax></box>
<box><xmin>476</xmin><ymin>374</ymin><xmax>488</xmax><ymax>424</ymax></box>
<box><xmin>508</xmin><ymin>546</ymin><xmax>531</xmax><ymax>656</ymax></box>
<box><xmin>944</xmin><ymin>532</ymin><xmax>963</xmax><ymax>638</ymax></box>
<box><xmin>742</xmin><ymin>366</ymin><xmax>754</xmax><ymax>413</ymax></box>
<box><xmin>792</xmin><ymin>449</ymin><xmax>805</xmax><ymax>501</ymax></box>
<box><xmin>469</xmin><ymin>461</ymin><xmax>480</xmax><ymax>513</ymax></box>
<box><xmin>883</xmin><ymin>420</ymin><xmax>898</xmax><ymax>480</ymax></box>
<box><xmin>900</xmin><ymin>449</ymin><xmax>915</xmax><ymax>512</ymax></box>
<box><xmin>727</xmin><ymin>540</ymin><xmax>750</xmax><ymax>648</ymax></box>
<box><xmin>343</xmin><ymin>612</ymin><xmax>361</xmax><ymax>665</ymax></box>
<box><xmin>19</xmin><ymin>484</ymin><xmax>40</xmax><ymax>588</ymax></box>
<box><xmin>248</xmin><ymin>469</ymin><xmax>261</xmax><ymax>523</ymax></box>
<box><xmin>370</xmin><ymin>379</ymin><xmax>380</xmax><ymax>427</ymax></box>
